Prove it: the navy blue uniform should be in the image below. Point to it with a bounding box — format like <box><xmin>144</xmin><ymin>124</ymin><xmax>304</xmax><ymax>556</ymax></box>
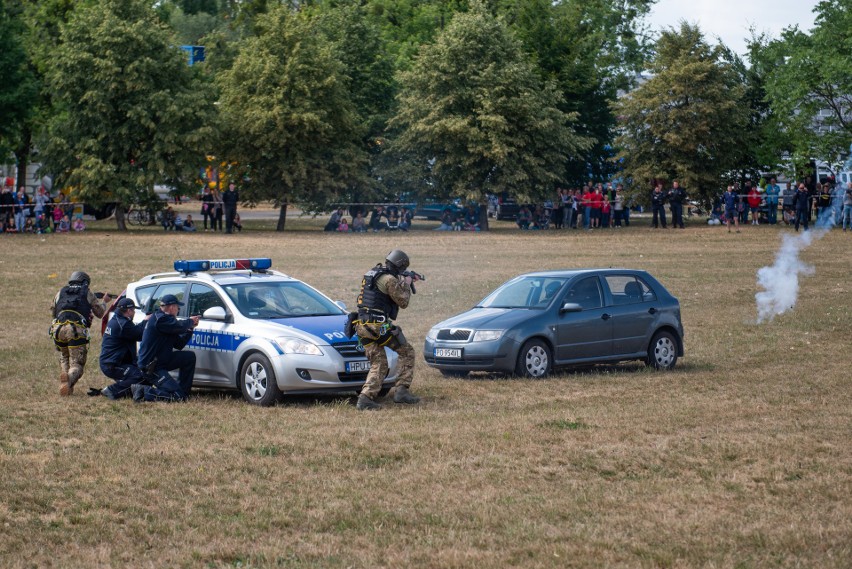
<box><xmin>792</xmin><ymin>188</ymin><xmax>810</xmax><ymax>231</ymax></box>
<box><xmin>137</xmin><ymin>310</ymin><xmax>196</xmax><ymax>402</ymax></box>
<box><xmin>99</xmin><ymin>312</ymin><xmax>147</xmax><ymax>398</ymax></box>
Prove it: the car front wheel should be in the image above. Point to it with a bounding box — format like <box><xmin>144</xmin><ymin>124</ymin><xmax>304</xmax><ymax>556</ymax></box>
<box><xmin>647</xmin><ymin>331</ymin><xmax>678</xmax><ymax>370</ymax></box>
<box><xmin>240</xmin><ymin>353</ymin><xmax>282</xmax><ymax>406</ymax></box>
<box><xmin>516</xmin><ymin>339</ymin><xmax>551</xmax><ymax>378</ymax></box>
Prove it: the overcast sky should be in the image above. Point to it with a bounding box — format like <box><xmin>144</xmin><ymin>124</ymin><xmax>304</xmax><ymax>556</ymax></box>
<box><xmin>646</xmin><ymin>0</ymin><xmax>819</xmax><ymax>56</ymax></box>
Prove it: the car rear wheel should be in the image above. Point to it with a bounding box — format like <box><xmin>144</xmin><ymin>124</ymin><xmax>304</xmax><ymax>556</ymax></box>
<box><xmin>516</xmin><ymin>339</ymin><xmax>551</xmax><ymax>378</ymax></box>
<box><xmin>647</xmin><ymin>331</ymin><xmax>678</xmax><ymax>370</ymax></box>
<box><xmin>240</xmin><ymin>353</ymin><xmax>282</xmax><ymax>406</ymax></box>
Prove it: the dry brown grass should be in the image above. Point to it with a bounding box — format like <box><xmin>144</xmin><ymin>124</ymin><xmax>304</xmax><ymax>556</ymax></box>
<box><xmin>1</xmin><ymin>215</ymin><xmax>850</xmax><ymax>568</ymax></box>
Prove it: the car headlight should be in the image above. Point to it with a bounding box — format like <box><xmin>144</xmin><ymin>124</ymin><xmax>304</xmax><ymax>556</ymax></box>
<box><xmin>273</xmin><ymin>337</ymin><xmax>324</xmax><ymax>356</ymax></box>
<box><xmin>426</xmin><ymin>326</ymin><xmax>440</xmax><ymax>341</ymax></box>
<box><xmin>472</xmin><ymin>330</ymin><xmax>504</xmax><ymax>342</ymax></box>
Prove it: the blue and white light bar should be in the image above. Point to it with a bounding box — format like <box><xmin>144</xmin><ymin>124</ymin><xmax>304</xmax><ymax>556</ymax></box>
<box><xmin>174</xmin><ymin>258</ymin><xmax>273</xmax><ymax>273</ymax></box>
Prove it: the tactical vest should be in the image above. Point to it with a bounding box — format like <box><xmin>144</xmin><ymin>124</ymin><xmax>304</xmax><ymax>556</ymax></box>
<box><xmin>54</xmin><ymin>283</ymin><xmax>92</xmax><ymax>325</ymax></box>
<box><xmin>357</xmin><ymin>264</ymin><xmax>399</xmax><ymax>320</ymax></box>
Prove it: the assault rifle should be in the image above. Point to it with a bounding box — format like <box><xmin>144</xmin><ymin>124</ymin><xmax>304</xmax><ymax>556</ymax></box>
<box><xmin>401</xmin><ymin>270</ymin><xmax>426</xmax><ymax>294</ymax></box>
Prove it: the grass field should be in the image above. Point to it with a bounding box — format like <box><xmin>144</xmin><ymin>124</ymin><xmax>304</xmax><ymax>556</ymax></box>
<box><xmin>1</xmin><ymin>213</ymin><xmax>850</xmax><ymax>568</ymax></box>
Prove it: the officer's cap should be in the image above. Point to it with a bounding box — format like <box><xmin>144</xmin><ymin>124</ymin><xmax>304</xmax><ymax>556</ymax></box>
<box><xmin>159</xmin><ymin>294</ymin><xmax>185</xmax><ymax>307</ymax></box>
<box><xmin>116</xmin><ymin>298</ymin><xmax>139</xmax><ymax>311</ymax></box>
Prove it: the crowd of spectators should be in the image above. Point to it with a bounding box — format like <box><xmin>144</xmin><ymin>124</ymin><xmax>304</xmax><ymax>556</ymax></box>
<box><xmin>0</xmin><ymin>182</ymin><xmax>86</xmax><ymax>234</ymax></box>
<box><xmin>324</xmin><ymin>205</ymin><xmax>414</xmax><ymax>232</ymax></box>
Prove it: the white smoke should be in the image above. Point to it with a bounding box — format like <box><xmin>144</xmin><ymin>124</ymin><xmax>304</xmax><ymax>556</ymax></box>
<box><xmin>755</xmin><ymin>189</ymin><xmax>844</xmax><ymax>323</ymax></box>
<box><xmin>755</xmin><ymin>231</ymin><xmax>818</xmax><ymax>323</ymax></box>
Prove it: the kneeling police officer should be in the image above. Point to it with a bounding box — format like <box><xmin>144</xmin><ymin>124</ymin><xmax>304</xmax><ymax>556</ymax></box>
<box><xmin>99</xmin><ymin>297</ymin><xmax>150</xmax><ymax>399</ymax></box>
<box><xmin>354</xmin><ymin>249</ymin><xmax>421</xmax><ymax>410</ymax></box>
<box><xmin>133</xmin><ymin>294</ymin><xmax>199</xmax><ymax>403</ymax></box>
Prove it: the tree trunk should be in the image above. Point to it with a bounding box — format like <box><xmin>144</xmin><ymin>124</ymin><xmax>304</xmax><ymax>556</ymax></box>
<box><xmin>479</xmin><ymin>200</ymin><xmax>490</xmax><ymax>231</ymax></box>
<box><xmin>276</xmin><ymin>202</ymin><xmax>288</xmax><ymax>231</ymax></box>
<box><xmin>114</xmin><ymin>202</ymin><xmax>127</xmax><ymax>231</ymax></box>
<box><xmin>14</xmin><ymin>127</ymin><xmax>31</xmax><ymax>191</ymax></box>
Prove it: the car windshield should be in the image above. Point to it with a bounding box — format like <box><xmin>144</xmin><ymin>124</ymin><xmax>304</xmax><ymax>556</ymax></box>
<box><xmin>222</xmin><ymin>281</ymin><xmax>344</xmax><ymax>319</ymax></box>
<box><xmin>476</xmin><ymin>276</ymin><xmax>567</xmax><ymax>309</ymax></box>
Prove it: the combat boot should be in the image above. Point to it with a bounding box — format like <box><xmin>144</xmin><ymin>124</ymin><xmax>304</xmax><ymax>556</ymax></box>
<box><xmin>59</xmin><ymin>371</ymin><xmax>71</xmax><ymax>396</ymax></box>
<box><xmin>393</xmin><ymin>385</ymin><xmax>420</xmax><ymax>404</ymax></box>
<box><xmin>356</xmin><ymin>394</ymin><xmax>382</xmax><ymax>411</ymax></box>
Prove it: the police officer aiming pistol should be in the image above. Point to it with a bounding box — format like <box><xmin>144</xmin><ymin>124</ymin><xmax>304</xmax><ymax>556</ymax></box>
<box><xmin>353</xmin><ymin>249</ymin><xmax>423</xmax><ymax>410</ymax></box>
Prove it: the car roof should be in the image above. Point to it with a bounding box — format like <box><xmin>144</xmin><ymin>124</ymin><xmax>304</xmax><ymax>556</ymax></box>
<box><xmin>131</xmin><ymin>269</ymin><xmax>297</xmax><ymax>287</ymax></box>
<box><xmin>520</xmin><ymin>268</ymin><xmax>648</xmax><ymax>279</ymax></box>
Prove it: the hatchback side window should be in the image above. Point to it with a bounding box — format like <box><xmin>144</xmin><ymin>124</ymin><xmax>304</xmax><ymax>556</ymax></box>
<box><xmin>636</xmin><ymin>277</ymin><xmax>657</xmax><ymax>302</ymax></box>
<box><xmin>189</xmin><ymin>283</ymin><xmax>227</xmax><ymax>317</ymax></box>
<box><xmin>150</xmin><ymin>283</ymin><xmax>188</xmax><ymax>315</ymax></box>
<box><xmin>604</xmin><ymin>275</ymin><xmax>641</xmax><ymax>305</ymax></box>
<box><xmin>134</xmin><ymin>285</ymin><xmax>157</xmax><ymax>312</ymax></box>
<box><xmin>566</xmin><ymin>277</ymin><xmax>602</xmax><ymax>310</ymax></box>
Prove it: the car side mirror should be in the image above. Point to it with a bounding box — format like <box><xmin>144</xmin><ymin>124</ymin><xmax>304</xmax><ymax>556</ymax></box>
<box><xmin>335</xmin><ymin>300</ymin><xmax>347</xmax><ymax>311</ymax></box>
<box><xmin>560</xmin><ymin>301</ymin><xmax>582</xmax><ymax>313</ymax></box>
<box><xmin>202</xmin><ymin>306</ymin><xmax>228</xmax><ymax>321</ymax></box>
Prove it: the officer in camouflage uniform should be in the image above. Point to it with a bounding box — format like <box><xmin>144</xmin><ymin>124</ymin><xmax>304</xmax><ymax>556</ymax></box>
<box><xmin>354</xmin><ymin>249</ymin><xmax>421</xmax><ymax>410</ymax></box>
<box><xmin>50</xmin><ymin>271</ymin><xmax>110</xmax><ymax>396</ymax></box>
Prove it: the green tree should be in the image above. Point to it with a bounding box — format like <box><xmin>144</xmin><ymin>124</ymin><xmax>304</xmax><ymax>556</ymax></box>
<box><xmin>0</xmin><ymin>2</ymin><xmax>38</xmax><ymax>182</ymax></box>
<box><xmin>217</xmin><ymin>5</ymin><xmax>366</xmax><ymax>230</ymax></box>
<box><xmin>389</xmin><ymin>1</ymin><xmax>590</xmax><ymax>229</ymax></box>
<box><xmin>614</xmin><ymin>22</ymin><xmax>747</xmax><ymax>205</ymax></box>
<box><xmin>500</xmin><ymin>0</ymin><xmax>654</xmax><ymax>183</ymax></box>
<box><xmin>763</xmin><ymin>0</ymin><xmax>852</xmax><ymax>173</ymax></box>
<box><xmin>311</xmin><ymin>2</ymin><xmax>397</xmax><ymax>202</ymax></box>
<box><xmin>42</xmin><ymin>0</ymin><xmax>214</xmax><ymax>230</ymax></box>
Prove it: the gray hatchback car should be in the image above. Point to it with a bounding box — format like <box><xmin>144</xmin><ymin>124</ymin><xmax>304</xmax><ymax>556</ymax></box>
<box><xmin>423</xmin><ymin>269</ymin><xmax>684</xmax><ymax>377</ymax></box>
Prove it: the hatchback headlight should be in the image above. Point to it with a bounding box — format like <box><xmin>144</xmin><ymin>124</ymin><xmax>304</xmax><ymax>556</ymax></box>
<box><xmin>426</xmin><ymin>326</ymin><xmax>440</xmax><ymax>341</ymax></box>
<box><xmin>274</xmin><ymin>337</ymin><xmax>323</xmax><ymax>356</ymax></box>
<box><xmin>472</xmin><ymin>330</ymin><xmax>504</xmax><ymax>342</ymax></box>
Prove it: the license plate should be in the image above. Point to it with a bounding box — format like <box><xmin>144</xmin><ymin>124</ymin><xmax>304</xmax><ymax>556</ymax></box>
<box><xmin>346</xmin><ymin>360</ymin><xmax>371</xmax><ymax>372</ymax></box>
<box><xmin>434</xmin><ymin>348</ymin><xmax>462</xmax><ymax>358</ymax></box>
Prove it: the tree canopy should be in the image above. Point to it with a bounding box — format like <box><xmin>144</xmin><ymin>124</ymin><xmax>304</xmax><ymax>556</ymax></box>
<box><xmin>390</xmin><ymin>1</ymin><xmax>590</xmax><ymax>218</ymax></box>
<box><xmin>216</xmin><ymin>5</ymin><xmax>366</xmax><ymax>230</ymax></box>
<box><xmin>615</xmin><ymin>22</ymin><xmax>747</xmax><ymax>205</ymax></box>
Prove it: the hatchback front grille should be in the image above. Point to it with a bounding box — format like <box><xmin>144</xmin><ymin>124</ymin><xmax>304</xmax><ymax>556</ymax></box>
<box><xmin>436</xmin><ymin>329</ymin><xmax>472</xmax><ymax>341</ymax></box>
<box><xmin>333</xmin><ymin>341</ymin><xmax>365</xmax><ymax>358</ymax></box>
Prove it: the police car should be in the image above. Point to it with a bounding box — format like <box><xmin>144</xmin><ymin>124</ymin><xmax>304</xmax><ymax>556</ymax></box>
<box><xmin>108</xmin><ymin>258</ymin><xmax>398</xmax><ymax>405</ymax></box>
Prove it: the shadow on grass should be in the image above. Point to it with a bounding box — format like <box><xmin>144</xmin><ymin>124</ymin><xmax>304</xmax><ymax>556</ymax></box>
<box><xmin>445</xmin><ymin>359</ymin><xmax>714</xmax><ymax>382</ymax></box>
<box><xmin>191</xmin><ymin>387</ymin><xmax>360</xmax><ymax>408</ymax></box>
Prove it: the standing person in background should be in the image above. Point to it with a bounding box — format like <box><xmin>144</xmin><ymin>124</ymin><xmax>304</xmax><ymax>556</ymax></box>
<box><xmin>222</xmin><ymin>182</ymin><xmax>239</xmax><ymax>234</ymax></box>
<box><xmin>668</xmin><ymin>181</ymin><xmax>687</xmax><ymax>229</ymax></box>
<box><xmin>200</xmin><ymin>186</ymin><xmax>214</xmax><ymax>231</ymax></box>
<box><xmin>613</xmin><ymin>187</ymin><xmax>624</xmax><ymax>227</ymax></box>
<box><xmin>817</xmin><ymin>183</ymin><xmax>832</xmax><ymax>223</ymax></box>
<box><xmin>793</xmin><ymin>183</ymin><xmax>810</xmax><ymax>232</ymax></box>
<box><xmin>13</xmin><ymin>189</ymin><xmax>27</xmax><ymax>233</ymax></box>
<box><xmin>590</xmin><ymin>185</ymin><xmax>603</xmax><ymax>228</ymax></box>
<box><xmin>650</xmin><ymin>184</ymin><xmax>667</xmax><ymax>229</ymax></box>
<box><xmin>581</xmin><ymin>186</ymin><xmax>592</xmax><ymax>230</ymax></box>
<box><xmin>841</xmin><ymin>182</ymin><xmax>852</xmax><ymax>231</ymax></box>
<box><xmin>722</xmin><ymin>185</ymin><xmax>740</xmax><ymax>233</ymax></box>
<box><xmin>747</xmin><ymin>184</ymin><xmax>762</xmax><ymax>225</ymax></box>
<box><xmin>211</xmin><ymin>188</ymin><xmax>224</xmax><ymax>232</ymax></box>
<box><xmin>765</xmin><ymin>177</ymin><xmax>780</xmax><ymax>225</ymax></box>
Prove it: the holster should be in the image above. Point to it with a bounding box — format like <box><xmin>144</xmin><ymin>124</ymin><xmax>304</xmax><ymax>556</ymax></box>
<box><xmin>343</xmin><ymin>311</ymin><xmax>357</xmax><ymax>338</ymax></box>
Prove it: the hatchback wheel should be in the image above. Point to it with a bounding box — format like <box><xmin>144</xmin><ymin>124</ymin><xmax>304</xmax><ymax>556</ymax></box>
<box><xmin>516</xmin><ymin>339</ymin><xmax>551</xmax><ymax>378</ymax></box>
<box><xmin>240</xmin><ymin>353</ymin><xmax>282</xmax><ymax>406</ymax></box>
<box><xmin>647</xmin><ymin>331</ymin><xmax>678</xmax><ymax>370</ymax></box>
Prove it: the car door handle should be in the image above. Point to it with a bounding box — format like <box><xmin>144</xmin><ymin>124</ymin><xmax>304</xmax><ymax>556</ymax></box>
<box><xmin>648</xmin><ymin>307</ymin><xmax>657</xmax><ymax>315</ymax></box>
<box><xmin>601</xmin><ymin>313</ymin><xmax>611</xmax><ymax>320</ymax></box>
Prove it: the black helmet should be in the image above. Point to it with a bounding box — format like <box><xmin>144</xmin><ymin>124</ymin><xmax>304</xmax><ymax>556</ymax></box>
<box><xmin>69</xmin><ymin>271</ymin><xmax>90</xmax><ymax>285</ymax></box>
<box><xmin>385</xmin><ymin>249</ymin><xmax>410</xmax><ymax>272</ymax></box>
